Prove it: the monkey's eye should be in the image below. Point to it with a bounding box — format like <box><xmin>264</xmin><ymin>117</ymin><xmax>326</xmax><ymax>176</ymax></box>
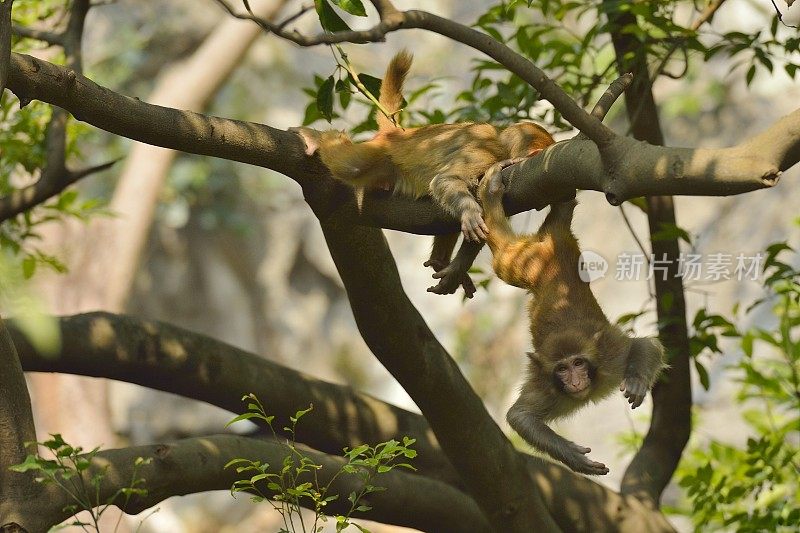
<box><xmin>555</xmin><ymin>363</ymin><xmax>568</xmax><ymax>373</ymax></box>
<box><xmin>573</xmin><ymin>358</ymin><xmax>585</xmax><ymax>367</ymax></box>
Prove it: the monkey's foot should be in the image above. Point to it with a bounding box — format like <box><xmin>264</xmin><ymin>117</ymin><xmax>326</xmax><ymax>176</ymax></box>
<box><xmin>424</xmin><ymin>259</ymin><xmax>476</xmax><ymax>298</ymax></box>
<box><xmin>560</xmin><ymin>442</ymin><xmax>609</xmax><ymax>476</ymax></box>
<box><xmin>483</xmin><ymin>157</ymin><xmax>527</xmax><ymax>196</ymax></box>
<box><xmin>620</xmin><ymin>377</ymin><xmax>648</xmax><ymax>409</ymax></box>
<box><xmin>461</xmin><ymin>208</ymin><xmax>488</xmax><ymax>242</ymax></box>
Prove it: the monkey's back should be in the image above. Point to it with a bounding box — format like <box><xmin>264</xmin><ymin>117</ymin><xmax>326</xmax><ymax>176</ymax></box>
<box><xmin>379</xmin><ymin>123</ymin><xmax>507</xmax><ymax>197</ymax></box>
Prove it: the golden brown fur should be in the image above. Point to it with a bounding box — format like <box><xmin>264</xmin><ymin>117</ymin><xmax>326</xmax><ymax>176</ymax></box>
<box><xmin>478</xmin><ymin>163</ymin><xmax>666</xmax><ymax>474</ymax></box>
<box><xmin>293</xmin><ymin>51</ymin><xmax>555</xmax><ymax>296</ymax></box>
<box><xmin>296</xmin><ymin>51</ymin><xmax>554</xmax><ymax>236</ymax></box>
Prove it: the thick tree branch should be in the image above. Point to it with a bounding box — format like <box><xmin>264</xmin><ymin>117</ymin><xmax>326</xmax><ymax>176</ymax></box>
<box><xmin>6</xmin><ymin>434</ymin><xmax>490</xmax><ymax>533</ymax></box>
<box><xmin>8</xmin><ymin>312</ymin><xmax>459</xmax><ymax>486</ymax></box>
<box><xmin>7</xmin><ymin>52</ymin><xmax>796</xmax><ymax>236</ymax></box>
<box><xmin>605</xmin><ymin>1</ymin><xmax>693</xmax><ymax>502</ymax></box>
<box><xmin>0</xmin><ymin>315</ymin><xmax>41</xmax><ymax>530</ymax></box>
<box><xmin>317</xmin><ymin>219</ymin><xmax>562</xmax><ymax>532</ymax></box>
<box><xmin>8</xmin><ymin>313</ymin><xmax>675</xmax><ymax>531</ymax></box>
<box><xmin>6</xmin><ymin>53</ymin><xmax>310</xmax><ymax>178</ymax></box>
<box><xmin>0</xmin><ymin>0</ymin><xmax>12</xmax><ymax>95</ymax></box>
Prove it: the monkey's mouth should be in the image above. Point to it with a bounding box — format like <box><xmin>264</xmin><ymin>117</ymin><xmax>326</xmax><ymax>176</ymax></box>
<box><xmin>566</xmin><ymin>385</ymin><xmax>590</xmax><ymax>398</ymax></box>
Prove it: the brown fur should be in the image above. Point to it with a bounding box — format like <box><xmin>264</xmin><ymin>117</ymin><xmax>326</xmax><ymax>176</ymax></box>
<box><xmin>478</xmin><ymin>166</ymin><xmax>666</xmax><ymax>474</ymax></box>
<box><xmin>293</xmin><ymin>51</ymin><xmax>555</xmax><ymax>296</ymax></box>
<box><xmin>300</xmin><ymin>50</ymin><xmax>554</xmax><ymax>232</ymax></box>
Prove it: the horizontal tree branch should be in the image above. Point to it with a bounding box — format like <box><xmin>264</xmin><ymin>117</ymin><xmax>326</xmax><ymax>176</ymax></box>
<box><xmin>9</xmin><ymin>313</ymin><xmax>675</xmax><ymax>531</ymax></box>
<box><xmin>9</xmin><ymin>312</ymin><xmax>459</xmax><ymax>486</ymax></box>
<box><xmin>3</xmin><ymin>434</ymin><xmax>490</xmax><ymax>533</ymax></box>
<box><xmin>7</xmin><ymin>52</ymin><xmax>796</xmax><ymax>236</ymax></box>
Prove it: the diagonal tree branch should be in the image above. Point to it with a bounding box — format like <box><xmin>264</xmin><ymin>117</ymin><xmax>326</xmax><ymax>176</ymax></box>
<box><xmin>316</xmin><ymin>218</ymin><xmax>561</xmax><ymax>532</ymax></box>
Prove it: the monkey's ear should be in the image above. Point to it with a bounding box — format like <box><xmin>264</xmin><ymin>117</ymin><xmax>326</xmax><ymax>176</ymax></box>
<box><xmin>526</xmin><ymin>351</ymin><xmax>545</xmax><ymax>372</ymax></box>
<box><xmin>288</xmin><ymin>127</ymin><xmax>321</xmax><ymax>156</ymax></box>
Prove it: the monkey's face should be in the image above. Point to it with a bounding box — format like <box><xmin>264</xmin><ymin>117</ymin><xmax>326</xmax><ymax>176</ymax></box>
<box><xmin>553</xmin><ymin>355</ymin><xmax>594</xmax><ymax>398</ymax></box>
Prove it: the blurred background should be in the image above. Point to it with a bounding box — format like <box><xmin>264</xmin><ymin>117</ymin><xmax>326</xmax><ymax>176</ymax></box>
<box><xmin>3</xmin><ymin>0</ymin><xmax>799</xmax><ymax>531</ymax></box>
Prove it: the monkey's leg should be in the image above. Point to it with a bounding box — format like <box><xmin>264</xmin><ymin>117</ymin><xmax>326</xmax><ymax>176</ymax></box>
<box><xmin>429</xmin><ymin>174</ymin><xmax>487</xmax><ymax>242</ymax></box>
<box><xmin>426</xmin><ymin>238</ymin><xmax>482</xmax><ymax>298</ymax></box>
<box><xmin>478</xmin><ymin>158</ymin><xmax>528</xmax><ymax>249</ymax></box>
<box><xmin>537</xmin><ymin>198</ymin><xmax>578</xmax><ymax>237</ymax></box>
<box><xmin>425</xmin><ymin>232</ymin><xmax>459</xmax><ymax>270</ymax></box>
<box><xmin>478</xmin><ymin>160</ymin><xmax>550</xmax><ymax>289</ymax></box>
<box><xmin>507</xmin><ymin>403</ymin><xmax>609</xmax><ymax>476</ymax></box>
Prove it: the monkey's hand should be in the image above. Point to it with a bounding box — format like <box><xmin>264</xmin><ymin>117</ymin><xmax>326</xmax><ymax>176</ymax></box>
<box><xmin>461</xmin><ymin>207</ymin><xmax>488</xmax><ymax>242</ymax></box>
<box><xmin>484</xmin><ymin>157</ymin><xmax>529</xmax><ymax>195</ymax></box>
<box><xmin>558</xmin><ymin>442</ymin><xmax>610</xmax><ymax>476</ymax></box>
<box><xmin>620</xmin><ymin>376</ymin><xmax>649</xmax><ymax>409</ymax></box>
<box><xmin>424</xmin><ymin>259</ymin><xmax>476</xmax><ymax>298</ymax></box>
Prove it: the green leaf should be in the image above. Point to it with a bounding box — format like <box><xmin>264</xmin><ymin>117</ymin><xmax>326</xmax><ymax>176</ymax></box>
<box><xmin>317</xmin><ymin>75</ymin><xmax>335</xmax><ymax>122</ymax></box>
<box><xmin>315</xmin><ymin>0</ymin><xmax>351</xmax><ymax>32</ymax></box>
<box><xmin>331</xmin><ymin>0</ymin><xmax>366</xmax><ymax>17</ymax></box>
<box><xmin>694</xmin><ymin>359</ymin><xmax>710</xmax><ymax>391</ymax></box>
<box><xmin>9</xmin><ymin>454</ymin><xmax>44</xmax><ymax>473</ymax></box>
<box><xmin>745</xmin><ymin>64</ymin><xmax>756</xmax><ymax>86</ymax></box>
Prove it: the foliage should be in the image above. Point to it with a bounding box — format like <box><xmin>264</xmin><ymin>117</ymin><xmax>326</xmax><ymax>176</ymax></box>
<box><xmin>225</xmin><ymin>394</ymin><xmax>417</xmax><ymax>533</ymax></box>
<box><xmin>671</xmin><ymin>242</ymin><xmax>800</xmax><ymax>532</ymax></box>
<box><xmin>2</xmin><ymin>7</ymin><xmax>106</xmax><ymax>278</ymax></box>
<box><xmin>9</xmin><ymin>434</ymin><xmax>154</xmax><ymax>532</ymax></box>
<box><xmin>303</xmin><ymin>0</ymin><xmax>800</xmax><ymax>136</ymax></box>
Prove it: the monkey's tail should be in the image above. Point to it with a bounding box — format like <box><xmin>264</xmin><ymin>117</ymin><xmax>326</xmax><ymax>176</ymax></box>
<box><xmin>377</xmin><ymin>50</ymin><xmax>413</xmax><ymax>132</ymax></box>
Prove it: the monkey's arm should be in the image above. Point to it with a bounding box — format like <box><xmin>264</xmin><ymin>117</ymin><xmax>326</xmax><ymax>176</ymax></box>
<box><xmin>430</xmin><ymin>173</ymin><xmax>488</xmax><ymax>242</ymax></box>
<box><xmin>507</xmin><ymin>400</ymin><xmax>610</xmax><ymax>476</ymax></box>
<box><xmin>620</xmin><ymin>337</ymin><xmax>667</xmax><ymax>408</ymax></box>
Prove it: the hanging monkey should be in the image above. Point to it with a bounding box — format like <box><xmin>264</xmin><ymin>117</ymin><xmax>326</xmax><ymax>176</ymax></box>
<box><xmin>292</xmin><ymin>51</ymin><xmax>554</xmax><ymax>297</ymax></box>
<box><xmin>478</xmin><ymin>161</ymin><xmax>666</xmax><ymax>475</ymax></box>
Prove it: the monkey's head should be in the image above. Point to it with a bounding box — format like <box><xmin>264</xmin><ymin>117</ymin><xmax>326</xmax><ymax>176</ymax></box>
<box><xmin>532</xmin><ymin>330</ymin><xmax>599</xmax><ymax>398</ymax></box>
<box><xmin>552</xmin><ymin>354</ymin><xmax>595</xmax><ymax>398</ymax></box>
<box><xmin>289</xmin><ymin>127</ymin><xmax>352</xmax><ymax>156</ymax></box>
<box><xmin>499</xmin><ymin>122</ymin><xmax>555</xmax><ymax>159</ymax></box>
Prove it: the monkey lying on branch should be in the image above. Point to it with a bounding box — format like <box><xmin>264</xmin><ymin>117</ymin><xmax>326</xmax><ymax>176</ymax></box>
<box><xmin>478</xmin><ymin>160</ymin><xmax>667</xmax><ymax>475</ymax></box>
<box><xmin>293</xmin><ymin>51</ymin><xmax>554</xmax><ymax>297</ymax></box>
